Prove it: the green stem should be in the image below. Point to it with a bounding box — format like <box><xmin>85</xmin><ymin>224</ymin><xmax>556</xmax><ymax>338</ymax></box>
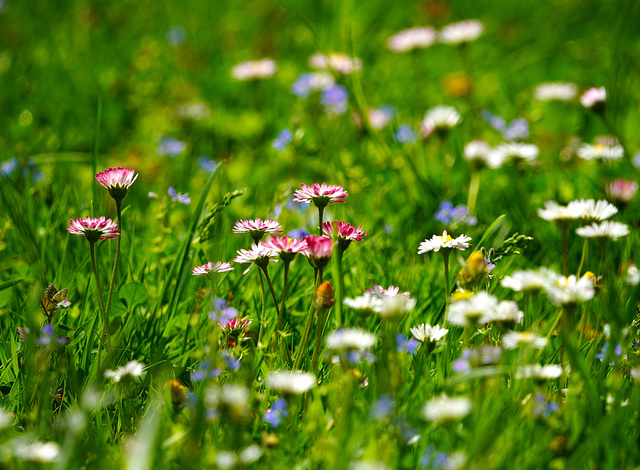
<box><xmin>311</xmin><ymin>309</ymin><xmax>328</xmax><ymax>374</ymax></box>
<box><xmin>293</xmin><ymin>268</ymin><xmax>321</xmax><ymax>371</ymax></box>
<box><xmin>318</xmin><ymin>206</ymin><xmax>325</xmax><ymax>236</ymax></box>
<box><xmin>467</xmin><ymin>170</ymin><xmax>480</xmax><ymax>216</ymax></box>
<box><xmin>561</xmin><ymin>226</ymin><xmax>569</xmax><ymax>276</ymax></box>
<box><xmin>261</xmin><ymin>266</ymin><xmax>282</xmax><ymax>335</ymax></box>
<box><xmin>576</xmin><ymin>238</ymin><xmax>589</xmax><ymax>277</ymax></box>
<box><xmin>279</xmin><ymin>261</ymin><xmax>290</xmax><ymax>329</ymax></box>
<box><xmin>257</xmin><ymin>269</ymin><xmax>266</xmax><ymax>345</ymax></box>
<box><xmin>600</xmin><ymin>113</ymin><xmax>631</xmax><ymax>160</ymax></box>
<box><xmin>105</xmin><ymin>199</ymin><xmax>122</xmax><ymax>318</ymax></box>
<box><xmin>89</xmin><ymin>241</ymin><xmax>110</xmax><ymax>355</ymax></box>
<box><xmin>442</xmin><ymin>251</ymin><xmax>451</xmax><ymax>327</ymax></box>
<box><xmin>334</xmin><ymin>247</ymin><xmax>344</xmax><ymax>327</ymax></box>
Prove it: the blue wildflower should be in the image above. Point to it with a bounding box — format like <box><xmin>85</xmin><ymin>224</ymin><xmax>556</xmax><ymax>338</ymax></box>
<box><xmin>396</xmin><ymin>334</ymin><xmax>419</xmax><ymax>355</ymax></box>
<box><xmin>1</xmin><ymin>157</ymin><xmax>18</xmax><ymax>176</ymax></box>
<box><xmin>264</xmin><ymin>398</ymin><xmax>288</xmax><ymax>428</ymax></box>
<box><xmin>371</xmin><ymin>395</ymin><xmax>394</xmax><ymax>420</ymax></box>
<box><xmin>321</xmin><ymin>84</ymin><xmax>349</xmax><ymax>115</ymax></box>
<box><xmin>168</xmin><ymin>187</ymin><xmax>191</xmax><ymax>205</ymax></box>
<box><xmin>395</xmin><ymin>124</ymin><xmax>418</xmax><ymax>144</ymax></box>
<box><xmin>197</xmin><ymin>157</ymin><xmax>218</xmax><ymax>174</ymax></box>
<box><xmin>166</xmin><ymin>26</ymin><xmax>186</xmax><ymax>45</ymax></box>
<box><xmin>287</xmin><ymin>228</ymin><xmax>310</xmax><ymax>239</ymax></box>
<box><xmin>221</xmin><ymin>351</ymin><xmax>241</xmax><ymax>371</ymax></box>
<box><xmin>272</xmin><ymin>129</ymin><xmax>293</xmax><ymax>151</ymax></box>
<box><xmin>158</xmin><ymin>137</ymin><xmax>186</xmax><ymax>157</ymax></box>
<box><xmin>209</xmin><ymin>298</ymin><xmax>238</xmax><ymax>322</ymax></box>
<box><xmin>420</xmin><ymin>446</ymin><xmax>451</xmax><ymax>469</ymax></box>
<box><xmin>191</xmin><ymin>360</ymin><xmax>223</xmax><ymax>382</ymax></box>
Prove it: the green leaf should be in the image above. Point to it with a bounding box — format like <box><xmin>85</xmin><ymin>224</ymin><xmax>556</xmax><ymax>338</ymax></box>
<box><xmin>119</xmin><ymin>282</ymin><xmax>148</xmax><ymax>309</ymax></box>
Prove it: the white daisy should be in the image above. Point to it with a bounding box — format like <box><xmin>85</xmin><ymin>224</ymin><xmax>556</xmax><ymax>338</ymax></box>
<box><xmin>533</xmin><ymin>82</ymin><xmax>577</xmax><ymax>101</ymax></box>
<box><xmin>490</xmin><ymin>142</ymin><xmax>539</xmax><ymax>164</ymax></box>
<box><xmin>377</xmin><ymin>295</ymin><xmax>416</xmax><ymax>320</ymax></box>
<box><xmin>387</xmin><ymin>27</ymin><xmax>437</xmax><ymax>53</ymax></box>
<box><xmin>580</xmin><ymin>86</ymin><xmax>606</xmax><ymax>110</ymax></box>
<box><xmin>576</xmin><ymin>221</ymin><xmax>629</xmax><ymax>241</ymax></box>
<box><xmin>545</xmin><ymin>274</ymin><xmax>596</xmax><ymax>306</ymax></box>
<box><xmin>309</xmin><ymin>53</ymin><xmax>362</xmax><ymax>75</ymax></box>
<box><xmin>231</xmin><ymin>59</ymin><xmax>277</xmax><ymax>81</ymax></box>
<box><xmin>265</xmin><ymin>371</ymin><xmax>316</xmax><ymax>395</ymax></box>
<box><xmin>326</xmin><ymin>328</ymin><xmax>376</xmax><ymax>350</ymax></box>
<box><xmin>489</xmin><ymin>300</ymin><xmax>524</xmax><ymax>326</ymax></box>
<box><xmin>626</xmin><ymin>264</ymin><xmax>640</xmax><ymax>286</ymax></box>
<box><xmin>537</xmin><ymin>200</ymin><xmax>582</xmax><ymax>224</ymax></box>
<box><xmin>344</xmin><ymin>294</ymin><xmax>383</xmax><ymax>315</ymax></box>
<box><xmin>421</xmin><ymin>395</ymin><xmax>472</xmax><ymax>423</ymax></box>
<box><xmin>502</xmin><ymin>331</ymin><xmax>548</xmax><ymax>350</ymax></box>
<box><xmin>447</xmin><ymin>291</ymin><xmax>498</xmax><ymax>326</ymax></box>
<box><xmin>421</xmin><ymin>105</ymin><xmax>461</xmax><ymax>137</ymax></box>
<box><xmin>104</xmin><ymin>360</ymin><xmax>145</xmax><ymax>383</ymax></box>
<box><xmin>463</xmin><ymin>140</ymin><xmax>501</xmax><ymax>169</ymax></box>
<box><xmin>410</xmin><ymin>323</ymin><xmax>448</xmax><ymax>343</ymax></box>
<box><xmin>501</xmin><ymin>268</ymin><xmax>559</xmax><ymax>293</ymax></box>
<box><xmin>418</xmin><ymin>230</ymin><xmax>472</xmax><ymax>254</ymax></box>
<box><xmin>570</xmin><ymin>199</ymin><xmax>618</xmax><ymax>222</ymax></box>
<box><xmin>515</xmin><ymin>364</ymin><xmax>563</xmax><ymax>379</ymax></box>
<box><xmin>576</xmin><ymin>143</ymin><xmax>624</xmax><ymax>161</ymax></box>
<box><xmin>438</xmin><ymin>20</ymin><xmax>484</xmax><ymax>45</ymax></box>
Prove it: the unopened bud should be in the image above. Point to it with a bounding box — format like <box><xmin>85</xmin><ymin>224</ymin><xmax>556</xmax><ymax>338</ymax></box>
<box><xmin>315</xmin><ymin>281</ymin><xmax>335</xmax><ymax>310</ymax></box>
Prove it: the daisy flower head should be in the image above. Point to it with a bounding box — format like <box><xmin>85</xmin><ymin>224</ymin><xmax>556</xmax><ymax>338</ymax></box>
<box><xmin>192</xmin><ymin>261</ymin><xmax>234</xmax><ymax>276</ymax></box>
<box><xmin>489</xmin><ymin>300</ymin><xmax>524</xmax><ymax>329</ymax></box>
<box><xmin>266</xmin><ymin>370</ymin><xmax>316</xmax><ymax>395</ymax></box>
<box><xmin>447</xmin><ymin>291</ymin><xmax>498</xmax><ymax>327</ymax></box>
<box><xmin>387</xmin><ymin>26</ymin><xmax>437</xmax><ymax>53</ymax></box>
<box><xmin>570</xmin><ymin>199</ymin><xmax>618</xmax><ymax>223</ymax></box>
<box><xmin>262</xmin><ymin>235</ymin><xmax>309</xmax><ymax>262</ymax></box>
<box><xmin>418</xmin><ymin>230</ymin><xmax>471</xmax><ymax>254</ymax></box>
<box><xmin>218</xmin><ymin>316</ymin><xmax>252</xmax><ymax>335</ymax></box>
<box><xmin>607</xmin><ymin>179</ymin><xmax>638</xmax><ymax>205</ymax></box>
<box><xmin>233</xmin><ymin>243</ymin><xmax>278</xmax><ymax>275</ymax></box>
<box><xmin>95</xmin><ymin>167</ymin><xmax>138</xmax><ymax>201</ymax></box>
<box><xmin>576</xmin><ymin>221</ymin><xmax>629</xmax><ymax>241</ymax></box>
<box><xmin>576</xmin><ymin>142</ymin><xmax>624</xmax><ymax>161</ymax></box>
<box><xmin>463</xmin><ymin>140</ymin><xmax>500</xmax><ymax>170</ymax></box>
<box><xmin>293</xmin><ymin>183</ymin><xmax>348</xmax><ymax>208</ymax></box>
<box><xmin>502</xmin><ymin>331</ymin><xmax>548</xmax><ymax>350</ymax></box>
<box><xmin>533</xmin><ymin>82</ymin><xmax>577</xmax><ymax>102</ymax></box>
<box><xmin>580</xmin><ymin>86</ymin><xmax>606</xmax><ymax>113</ymax></box>
<box><xmin>365</xmin><ymin>284</ymin><xmax>412</xmax><ymax>298</ymax></box>
<box><xmin>410</xmin><ymin>323</ymin><xmax>448</xmax><ymax>344</ymax></box>
<box><xmin>323</xmin><ymin>221</ymin><xmax>367</xmax><ymax>251</ymax></box>
<box><xmin>343</xmin><ymin>294</ymin><xmax>383</xmax><ymax>317</ymax></box>
<box><xmin>309</xmin><ymin>52</ymin><xmax>362</xmax><ymax>75</ymax></box>
<box><xmin>537</xmin><ymin>200</ymin><xmax>583</xmax><ymax>227</ymax></box>
<box><xmin>421</xmin><ymin>395</ymin><xmax>472</xmax><ymax>424</ymax></box>
<box><xmin>490</xmin><ymin>142</ymin><xmax>539</xmax><ymax>165</ymax></box>
<box><xmin>545</xmin><ymin>274</ymin><xmax>596</xmax><ymax>307</ymax></box>
<box><xmin>291</xmin><ymin>72</ymin><xmax>335</xmax><ymax>98</ymax></box>
<box><xmin>326</xmin><ymin>328</ymin><xmax>376</xmax><ymax>350</ymax></box>
<box><xmin>377</xmin><ymin>295</ymin><xmax>416</xmax><ymax>320</ymax></box>
<box><xmin>232</xmin><ymin>218</ymin><xmax>283</xmax><ymax>243</ymax></box>
<box><xmin>439</xmin><ymin>20</ymin><xmax>484</xmax><ymax>45</ymax></box>
<box><xmin>367</xmin><ymin>105</ymin><xmax>396</xmax><ymax>131</ymax></box>
<box><xmin>67</xmin><ymin>216</ymin><xmax>120</xmax><ymax>242</ymax></box>
<box><xmin>515</xmin><ymin>364</ymin><xmax>563</xmax><ymax>380</ymax></box>
<box><xmin>421</xmin><ymin>105</ymin><xmax>461</xmax><ymax>138</ymax></box>
<box><xmin>304</xmin><ymin>235</ymin><xmax>333</xmax><ymax>269</ymax></box>
<box><xmin>231</xmin><ymin>58</ymin><xmax>277</xmax><ymax>81</ymax></box>
<box><xmin>104</xmin><ymin>360</ymin><xmax>145</xmax><ymax>383</ymax></box>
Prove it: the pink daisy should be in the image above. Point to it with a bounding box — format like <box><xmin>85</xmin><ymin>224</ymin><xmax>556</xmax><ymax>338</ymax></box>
<box><xmin>67</xmin><ymin>216</ymin><xmax>120</xmax><ymax>242</ymax></box>
<box><xmin>322</xmin><ymin>221</ymin><xmax>367</xmax><ymax>242</ymax></box>
<box><xmin>293</xmin><ymin>183</ymin><xmax>349</xmax><ymax>207</ymax></box>
<box><xmin>95</xmin><ymin>167</ymin><xmax>138</xmax><ymax>201</ymax></box>
<box><xmin>304</xmin><ymin>235</ymin><xmax>333</xmax><ymax>258</ymax></box>
<box><xmin>365</xmin><ymin>284</ymin><xmax>412</xmax><ymax>298</ymax></box>
<box><xmin>192</xmin><ymin>261</ymin><xmax>234</xmax><ymax>276</ymax></box>
<box><xmin>262</xmin><ymin>236</ymin><xmax>310</xmax><ymax>262</ymax></box>
<box><xmin>580</xmin><ymin>87</ymin><xmax>606</xmax><ymax>112</ymax></box>
<box><xmin>232</xmin><ymin>218</ymin><xmax>283</xmax><ymax>242</ymax></box>
<box><xmin>218</xmin><ymin>316</ymin><xmax>253</xmax><ymax>334</ymax></box>
<box><xmin>233</xmin><ymin>243</ymin><xmax>279</xmax><ymax>275</ymax></box>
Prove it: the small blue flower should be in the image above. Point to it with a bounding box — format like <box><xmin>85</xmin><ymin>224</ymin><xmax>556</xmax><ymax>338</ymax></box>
<box><xmin>395</xmin><ymin>124</ymin><xmax>418</xmax><ymax>144</ymax></box>
<box><xmin>291</xmin><ymin>73</ymin><xmax>315</xmax><ymax>98</ymax></box>
<box><xmin>36</xmin><ymin>324</ymin><xmax>69</xmax><ymax>346</ymax></box>
<box><xmin>321</xmin><ymin>84</ymin><xmax>349</xmax><ymax>115</ymax></box>
<box><xmin>371</xmin><ymin>395</ymin><xmax>394</xmax><ymax>420</ymax></box>
<box><xmin>209</xmin><ymin>298</ymin><xmax>238</xmax><ymax>322</ymax></box>
<box><xmin>597</xmin><ymin>342</ymin><xmax>621</xmax><ymax>365</ymax></box>
<box><xmin>534</xmin><ymin>393</ymin><xmax>559</xmax><ymax>418</ymax></box>
<box><xmin>191</xmin><ymin>360</ymin><xmax>223</xmax><ymax>382</ymax></box>
<box><xmin>168</xmin><ymin>187</ymin><xmax>191</xmax><ymax>204</ymax></box>
<box><xmin>435</xmin><ymin>201</ymin><xmax>454</xmax><ymax>224</ymax></box>
<box><xmin>264</xmin><ymin>398</ymin><xmax>288</xmax><ymax>428</ymax></box>
<box><xmin>287</xmin><ymin>228</ymin><xmax>310</xmax><ymax>239</ymax></box>
<box><xmin>272</xmin><ymin>129</ymin><xmax>293</xmax><ymax>151</ymax></box>
<box><xmin>633</xmin><ymin>151</ymin><xmax>640</xmax><ymax>168</ymax></box>
<box><xmin>166</xmin><ymin>26</ymin><xmax>186</xmax><ymax>45</ymax></box>
<box><xmin>1</xmin><ymin>157</ymin><xmax>18</xmax><ymax>176</ymax></box>
<box><xmin>503</xmin><ymin>118</ymin><xmax>529</xmax><ymax>141</ymax></box>
<box><xmin>396</xmin><ymin>334</ymin><xmax>419</xmax><ymax>355</ymax></box>
<box><xmin>420</xmin><ymin>446</ymin><xmax>450</xmax><ymax>469</ymax></box>
<box><xmin>221</xmin><ymin>351</ymin><xmax>241</xmax><ymax>371</ymax></box>
<box><xmin>197</xmin><ymin>157</ymin><xmax>218</xmax><ymax>174</ymax></box>
<box><xmin>158</xmin><ymin>137</ymin><xmax>186</xmax><ymax>157</ymax></box>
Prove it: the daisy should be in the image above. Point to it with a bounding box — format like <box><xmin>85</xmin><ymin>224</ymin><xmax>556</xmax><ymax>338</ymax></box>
<box><xmin>218</xmin><ymin>316</ymin><xmax>252</xmax><ymax>334</ymax></box>
<box><xmin>533</xmin><ymin>82</ymin><xmax>577</xmax><ymax>101</ymax></box>
<box><xmin>418</xmin><ymin>230</ymin><xmax>471</xmax><ymax>254</ymax></box>
<box><xmin>576</xmin><ymin>221</ymin><xmax>629</xmax><ymax>241</ymax></box>
<box><xmin>421</xmin><ymin>105</ymin><xmax>461</xmax><ymax>138</ymax></box>
<box><xmin>192</xmin><ymin>261</ymin><xmax>234</xmax><ymax>276</ymax></box>
<box><xmin>262</xmin><ymin>235</ymin><xmax>309</xmax><ymax>259</ymax></box>
<box><xmin>421</xmin><ymin>395</ymin><xmax>472</xmax><ymax>423</ymax></box>
<box><xmin>438</xmin><ymin>20</ymin><xmax>484</xmax><ymax>45</ymax></box>
<box><xmin>463</xmin><ymin>140</ymin><xmax>500</xmax><ymax>170</ymax></box>
<box><xmin>232</xmin><ymin>218</ymin><xmax>283</xmax><ymax>242</ymax></box>
<box><xmin>323</xmin><ymin>221</ymin><xmax>367</xmax><ymax>242</ymax></box>
<box><xmin>325</xmin><ymin>328</ymin><xmax>376</xmax><ymax>350</ymax></box>
<box><xmin>537</xmin><ymin>200</ymin><xmax>582</xmax><ymax>225</ymax></box>
<box><xmin>489</xmin><ymin>300</ymin><xmax>524</xmax><ymax>327</ymax></box>
<box><xmin>233</xmin><ymin>243</ymin><xmax>278</xmax><ymax>275</ymax></box>
<box><xmin>365</xmin><ymin>284</ymin><xmax>411</xmax><ymax>297</ymax></box>
<box><xmin>607</xmin><ymin>179</ymin><xmax>638</xmax><ymax>204</ymax></box>
<box><xmin>265</xmin><ymin>371</ymin><xmax>316</xmax><ymax>395</ymax></box>
<box><xmin>12</xmin><ymin>440</ymin><xmax>60</xmax><ymax>463</ymax></box>
<box><xmin>343</xmin><ymin>294</ymin><xmax>383</xmax><ymax>316</ymax></box>
<box><xmin>67</xmin><ymin>216</ymin><xmax>120</xmax><ymax>242</ymax></box>
<box><xmin>387</xmin><ymin>27</ymin><xmax>437</xmax><ymax>53</ymax></box>
<box><xmin>95</xmin><ymin>167</ymin><xmax>138</xmax><ymax>201</ymax></box>
<box><xmin>515</xmin><ymin>364</ymin><xmax>563</xmax><ymax>380</ymax></box>
<box><xmin>502</xmin><ymin>331</ymin><xmax>548</xmax><ymax>350</ymax></box>
<box><xmin>309</xmin><ymin>53</ymin><xmax>362</xmax><ymax>75</ymax></box>
<box><xmin>377</xmin><ymin>295</ymin><xmax>416</xmax><ymax>320</ymax></box>
<box><xmin>545</xmin><ymin>274</ymin><xmax>596</xmax><ymax>306</ymax></box>
<box><xmin>576</xmin><ymin>143</ymin><xmax>624</xmax><ymax>161</ymax></box>
<box><xmin>291</xmin><ymin>72</ymin><xmax>335</xmax><ymax>98</ymax></box>
<box><xmin>367</xmin><ymin>105</ymin><xmax>395</xmax><ymax>130</ymax></box>
<box><xmin>231</xmin><ymin>59</ymin><xmax>277</xmax><ymax>81</ymax></box>
<box><xmin>104</xmin><ymin>360</ymin><xmax>145</xmax><ymax>383</ymax></box>
<box><xmin>447</xmin><ymin>291</ymin><xmax>498</xmax><ymax>326</ymax></box>
<box><xmin>410</xmin><ymin>323</ymin><xmax>448</xmax><ymax>343</ymax></box>
<box><xmin>293</xmin><ymin>183</ymin><xmax>348</xmax><ymax>207</ymax></box>
<box><xmin>580</xmin><ymin>86</ymin><xmax>606</xmax><ymax>112</ymax></box>
<box><xmin>570</xmin><ymin>199</ymin><xmax>618</xmax><ymax>222</ymax></box>
<box><xmin>490</xmin><ymin>142</ymin><xmax>539</xmax><ymax>165</ymax></box>
<box><xmin>501</xmin><ymin>268</ymin><xmax>558</xmax><ymax>293</ymax></box>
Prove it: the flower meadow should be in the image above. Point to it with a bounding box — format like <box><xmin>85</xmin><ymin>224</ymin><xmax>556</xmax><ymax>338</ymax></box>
<box><xmin>1</xmin><ymin>1</ymin><xmax>640</xmax><ymax>468</ymax></box>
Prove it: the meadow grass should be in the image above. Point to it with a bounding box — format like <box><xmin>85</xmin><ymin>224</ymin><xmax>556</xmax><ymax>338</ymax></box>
<box><xmin>1</xmin><ymin>0</ymin><xmax>640</xmax><ymax>468</ymax></box>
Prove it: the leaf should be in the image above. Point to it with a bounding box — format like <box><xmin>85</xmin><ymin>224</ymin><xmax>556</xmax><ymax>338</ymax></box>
<box><xmin>119</xmin><ymin>282</ymin><xmax>148</xmax><ymax>309</ymax></box>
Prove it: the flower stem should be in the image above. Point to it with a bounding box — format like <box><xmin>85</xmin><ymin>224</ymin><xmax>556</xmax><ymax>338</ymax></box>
<box><xmin>576</xmin><ymin>238</ymin><xmax>589</xmax><ymax>277</ymax></box>
<box><xmin>311</xmin><ymin>309</ymin><xmax>328</xmax><ymax>374</ymax></box>
<box><xmin>261</xmin><ymin>266</ymin><xmax>282</xmax><ymax>336</ymax></box>
<box><xmin>333</xmin><ymin>247</ymin><xmax>344</xmax><ymax>327</ymax></box>
<box><xmin>279</xmin><ymin>261</ymin><xmax>290</xmax><ymax>329</ymax></box>
<box><xmin>105</xmin><ymin>199</ymin><xmax>122</xmax><ymax>319</ymax></box>
<box><xmin>442</xmin><ymin>251</ymin><xmax>451</xmax><ymax>326</ymax></box>
<box><xmin>561</xmin><ymin>226</ymin><xmax>569</xmax><ymax>276</ymax></box>
<box><xmin>89</xmin><ymin>241</ymin><xmax>110</xmax><ymax>353</ymax></box>
<box><xmin>293</xmin><ymin>268</ymin><xmax>320</xmax><ymax>371</ymax></box>
<box><xmin>317</xmin><ymin>206</ymin><xmax>325</xmax><ymax>236</ymax></box>
<box><xmin>467</xmin><ymin>170</ymin><xmax>480</xmax><ymax>216</ymax></box>
<box><xmin>257</xmin><ymin>269</ymin><xmax>266</xmax><ymax>344</ymax></box>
